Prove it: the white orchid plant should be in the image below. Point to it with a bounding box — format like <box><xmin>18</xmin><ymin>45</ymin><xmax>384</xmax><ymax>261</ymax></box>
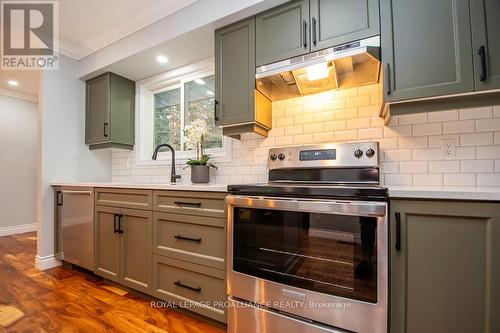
<box><xmin>184</xmin><ymin>119</ymin><xmax>217</xmax><ymax>169</ymax></box>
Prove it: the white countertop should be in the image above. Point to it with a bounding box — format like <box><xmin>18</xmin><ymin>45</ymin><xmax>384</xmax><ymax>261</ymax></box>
<box><xmin>51</xmin><ymin>182</ymin><xmax>229</xmax><ymax>192</ymax></box>
<box><xmin>388</xmin><ymin>186</ymin><xmax>500</xmax><ymax>201</ymax></box>
<box><xmin>51</xmin><ymin>182</ymin><xmax>500</xmax><ymax>200</ymax></box>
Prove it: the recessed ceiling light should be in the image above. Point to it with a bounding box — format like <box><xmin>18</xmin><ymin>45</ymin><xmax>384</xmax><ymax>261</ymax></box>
<box><xmin>195</xmin><ymin>78</ymin><xmax>206</xmax><ymax>85</ymax></box>
<box><xmin>7</xmin><ymin>80</ymin><xmax>19</xmax><ymax>86</ymax></box>
<box><xmin>156</xmin><ymin>55</ymin><xmax>168</xmax><ymax>64</ymax></box>
<box><xmin>206</xmin><ymin>90</ymin><xmax>214</xmax><ymax>96</ymax></box>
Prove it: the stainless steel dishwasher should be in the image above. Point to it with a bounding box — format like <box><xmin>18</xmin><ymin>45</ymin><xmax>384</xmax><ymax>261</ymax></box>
<box><xmin>55</xmin><ymin>187</ymin><xmax>94</xmax><ymax>270</ymax></box>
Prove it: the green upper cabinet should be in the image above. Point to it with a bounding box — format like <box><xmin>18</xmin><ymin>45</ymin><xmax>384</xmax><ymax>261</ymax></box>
<box><xmin>256</xmin><ymin>0</ymin><xmax>309</xmax><ymax>66</ymax></box>
<box><xmin>390</xmin><ymin>200</ymin><xmax>500</xmax><ymax>333</ymax></box>
<box><xmin>380</xmin><ymin>0</ymin><xmax>474</xmax><ymax>102</ymax></box>
<box><xmin>310</xmin><ymin>0</ymin><xmax>379</xmax><ymax>51</ymax></box>
<box><xmin>215</xmin><ymin>17</ymin><xmax>272</xmax><ymax>138</ymax></box>
<box><xmin>85</xmin><ymin>72</ymin><xmax>135</xmax><ymax>150</ymax></box>
<box><xmin>470</xmin><ymin>0</ymin><xmax>500</xmax><ymax>91</ymax></box>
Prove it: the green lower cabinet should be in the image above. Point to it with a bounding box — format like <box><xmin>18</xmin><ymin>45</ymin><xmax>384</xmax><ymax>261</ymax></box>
<box><xmin>390</xmin><ymin>200</ymin><xmax>500</xmax><ymax>333</ymax></box>
<box><xmin>94</xmin><ymin>205</ymin><xmax>153</xmax><ymax>294</ymax></box>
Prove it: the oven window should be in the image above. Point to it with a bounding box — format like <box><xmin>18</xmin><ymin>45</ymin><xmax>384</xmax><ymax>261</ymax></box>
<box><xmin>232</xmin><ymin>208</ymin><xmax>378</xmax><ymax>303</ymax></box>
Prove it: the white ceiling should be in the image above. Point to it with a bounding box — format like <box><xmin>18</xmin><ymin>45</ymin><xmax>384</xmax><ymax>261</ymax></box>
<box><xmin>58</xmin><ymin>0</ymin><xmax>199</xmax><ymax>59</ymax></box>
<box><xmin>0</xmin><ymin>70</ymin><xmax>40</xmax><ymax>102</ymax></box>
<box><xmin>104</xmin><ymin>24</ymin><xmax>214</xmax><ymax>81</ymax></box>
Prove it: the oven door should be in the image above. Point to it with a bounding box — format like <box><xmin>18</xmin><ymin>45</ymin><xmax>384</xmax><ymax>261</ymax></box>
<box><xmin>227</xmin><ymin>195</ymin><xmax>388</xmax><ymax>333</ymax></box>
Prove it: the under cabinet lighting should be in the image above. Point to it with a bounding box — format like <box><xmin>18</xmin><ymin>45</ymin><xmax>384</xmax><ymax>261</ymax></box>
<box><xmin>7</xmin><ymin>80</ymin><xmax>19</xmax><ymax>86</ymax></box>
<box><xmin>306</xmin><ymin>62</ymin><xmax>329</xmax><ymax>81</ymax></box>
<box><xmin>156</xmin><ymin>55</ymin><xmax>168</xmax><ymax>64</ymax></box>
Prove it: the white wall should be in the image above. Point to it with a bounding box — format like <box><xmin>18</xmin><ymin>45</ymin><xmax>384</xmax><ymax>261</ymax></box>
<box><xmin>0</xmin><ymin>95</ymin><xmax>37</xmax><ymax>234</ymax></box>
<box><xmin>113</xmin><ymin>83</ymin><xmax>500</xmax><ymax>190</ymax></box>
<box><xmin>36</xmin><ymin>54</ymin><xmax>112</xmax><ymax>270</ymax></box>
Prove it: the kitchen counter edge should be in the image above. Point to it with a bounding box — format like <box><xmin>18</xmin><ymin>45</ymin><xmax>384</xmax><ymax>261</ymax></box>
<box><xmin>51</xmin><ymin>182</ymin><xmax>228</xmax><ymax>192</ymax></box>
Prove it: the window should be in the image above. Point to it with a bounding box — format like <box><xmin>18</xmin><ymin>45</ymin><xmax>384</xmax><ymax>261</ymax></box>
<box><xmin>135</xmin><ymin>59</ymin><xmax>230</xmax><ymax>164</ymax></box>
<box><xmin>153</xmin><ymin>75</ymin><xmax>222</xmax><ymax>151</ymax></box>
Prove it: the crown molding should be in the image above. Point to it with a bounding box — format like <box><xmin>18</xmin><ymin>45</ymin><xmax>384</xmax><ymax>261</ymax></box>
<box><xmin>0</xmin><ymin>88</ymin><xmax>38</xmax><ymax>103</ymax></box>
<box><xmin>58</xmin><ymin>0</ymin><xmax>199</xmax><ymax>60</ymax></box>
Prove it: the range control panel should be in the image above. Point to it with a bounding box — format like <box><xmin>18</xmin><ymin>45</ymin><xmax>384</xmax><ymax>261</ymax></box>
<box><xmin>267</xmin><ymin>142</ymin><xmax>379</xmax><ymax>170</ymax></box>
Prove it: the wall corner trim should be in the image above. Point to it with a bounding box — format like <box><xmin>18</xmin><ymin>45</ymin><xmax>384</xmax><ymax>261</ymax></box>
<box><xmin>35</xmin><ymin>254</ymin><xmax>62</xmax><ymax>271</ymax></box>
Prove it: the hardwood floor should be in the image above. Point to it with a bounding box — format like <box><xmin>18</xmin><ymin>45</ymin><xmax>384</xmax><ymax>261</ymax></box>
<box><xmin>0</xmin><ymin>232</ymin><xmax>227</xmax><ymax>333</ymax></box>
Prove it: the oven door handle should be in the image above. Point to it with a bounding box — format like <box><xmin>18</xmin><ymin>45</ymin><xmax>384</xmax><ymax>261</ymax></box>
<box><xmin>226</xmin><ymin>195</ymin><xmax>386</xmax><ymax>217</ymax></box>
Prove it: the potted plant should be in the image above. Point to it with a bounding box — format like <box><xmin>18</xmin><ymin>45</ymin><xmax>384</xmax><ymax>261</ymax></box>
<box><xmin>184</xmin><ymin>119</ymin><xmax>217</xmax><ymax>183</ymax></box>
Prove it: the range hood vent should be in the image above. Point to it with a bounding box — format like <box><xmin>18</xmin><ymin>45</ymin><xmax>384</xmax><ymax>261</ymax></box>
<box><xmin>256</xmin><ymin>36</ymin><xmax>381</xmax><ymax>101</ymax></box>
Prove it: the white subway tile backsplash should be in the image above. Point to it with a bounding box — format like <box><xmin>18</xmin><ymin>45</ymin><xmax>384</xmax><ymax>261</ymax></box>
<box><xmin>477</xmin><ymin>174</ymin><xmax>500</xmax><ymax>187</ymax></box>
<box><xmin>459</xmin><ymin>106</ymin><xmax>492</xmax><ymax>120</ymax></box>
<box><xmin>460</xmin><ymin>132</ymin><xmax>493</xmax><ymax>146</ymax></box>
<box><xmin>385</xmin><ymin>174</ymin><xmax>413</xmax><ymax>186</ymax></box>
<box><xmin>429</xmin><ymin>160</ymin><xmax>460</xmax><ymax>173</ymax></box>
<box><xmin>475</xmin><ymin>118</ymin><xmax>500</xmax><ymax>132</ymax></box>
<box><xmin>476</xmin><ymin>146</ymin><xmax>500</xmax><ymax>159</ymax></box>
<box><xmin>443</xmin><ymin>120</ymin><xmax>475</xmax><ymax>134</ymax></box>
<box><xmin>461</xmin><ymin>160</ymin><xmax>494</xmax><ymax>173</ymax></box>
<box><xmin>400</xmin><ymin>161</ymin><xmax>428</xmax><ymax>173</ymax></box>
<box><xmin>428</xmin><ymin>110</ymin><xmax>458</xmax><ymax>122</ymax></box>
<box><xmin>112</xmin><ymin>84</ymin><xmax>500</xmax><ymax>190</ymax></box>
<box><xmin>413</xmin><ymin>174</ymin><xmax>443</xmax><ymax>186</ymax></box>
<box><xmin>399</xmin><ymin>136</ymin><xmax>428</xmax><ymax>149</ymax></box>
<box><xmin>385</xmin><ymin>150</ymin><xmax>412</xmax><ymax>161</ymax></box>
<box><xmin>413</xmin><ymin>148</ymin><xmax>442</xmax><ymax>161</ymax></box>
<box><xmin>384</xmin><ymin>125</ymin><xmax>412</xmax><ymax>138</ymax></box>
<box><xmin>444</xmin><ymin>174</ymin><xmax>476</xmax><ymax>187</ymax></box>
<box><xmin>398</xmin><ymin>113</ymin><xmax>427</xmax><ymax>125</ymax></box>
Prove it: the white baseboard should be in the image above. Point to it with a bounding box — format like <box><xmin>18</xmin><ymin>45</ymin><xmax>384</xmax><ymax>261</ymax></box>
<box><xmin>0</xmin><ymin>223</ymin><xmax>37</xmax><ymax>237</ymax></box>
<box><xmin>35</xmin><ymin>254</ymin><xmax>62</xmax><ymax>270</ymax></box>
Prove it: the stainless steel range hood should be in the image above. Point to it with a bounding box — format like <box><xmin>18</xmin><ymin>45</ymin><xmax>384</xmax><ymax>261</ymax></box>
<box><xmin>256</xmin><ymin>36</ymin><xmax>381</xmax><ymax>101</ymax></box>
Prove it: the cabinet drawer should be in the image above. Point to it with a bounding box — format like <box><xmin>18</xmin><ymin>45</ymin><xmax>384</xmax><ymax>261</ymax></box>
<box><xmin>153</xmin><ymin>212</ymin><xmax>226</xmax><ymax>270</ymax></box>
<box><xmin>153</xmin><ymin>255</ymin><xmax>226</xmax><ymax>323</ymax></box>
<box><xmin>153</xmin><ymin>191</ymin><xmax>226</xmax><ymax>218</ymax></box>
<box><xmin>95</xmin><ymin>188</ymin><xmax>152</xmax><ymax>210</ymax></box>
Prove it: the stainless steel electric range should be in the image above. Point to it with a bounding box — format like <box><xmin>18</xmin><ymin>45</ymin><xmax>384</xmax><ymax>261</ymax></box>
<box><xmin>226</xmin><ymin>142</ymin><xmax>388</xmax><ymax>333</ymax></box>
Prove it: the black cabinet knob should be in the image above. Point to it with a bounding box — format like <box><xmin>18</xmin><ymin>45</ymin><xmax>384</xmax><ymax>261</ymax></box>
<box><xmin>366</xmin><ymin>148</ymin><xmax>375</xmax><ymax>158</ymax></box>
<box><xmin>354</xmin><ymin>149</ymin><xmax>363</xmax><ymax>158</ymax></box>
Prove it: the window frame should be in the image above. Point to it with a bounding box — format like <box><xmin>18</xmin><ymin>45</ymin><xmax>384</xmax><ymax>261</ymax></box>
<box><xmin>135</xmin><ymin>58</ymin><xmax>231</xmax><ymax>166</ymax></box>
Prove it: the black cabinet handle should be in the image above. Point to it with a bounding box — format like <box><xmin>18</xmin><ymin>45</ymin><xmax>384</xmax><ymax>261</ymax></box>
<box><xmin>386</xmin><ymin>63</ymin><xmax>392</xmax><ymax>95</ymax></box>
<box><xmin>174</xmin><ymin>201</ymin><xmax>202</xmax><ymax>207</ymax></box>
<box><xmin>104</xmin><ymin>122</ymin><xmax>109</xmax><ymax>137</ymax></box>
<box><xmin>118</xmin><ymin>214</ymin><xmax>124</xmax><ymax>234</ymax></box>
<box><xmin>214</xmin><ymin>100</ymin><xmax>219</xmax><ymax>122</ymax></box>
<box><xmin>395</xmin><ymin>212</ymin><xmax>401</xmax><ymax>251</ymax></box>
<box><xmin>174</xmin><ymin>280</ymin><xmax>202</xmax><ymax>293</ymax></box>
<box><xmin>174</xmin><ymin>235</ymin><xmax>202</xmax><ymax>243</ymax></box>
<box><xmin>312</xmin><ymin>17</ymin><xmax>317</xmax><ymax>46</ymax></box>
<box><xmin>303</xmin><ymin>20</ymin><xmax>307</xmax><ymax>48</ymax></box>
<box><xmin>478</xmin><ymin>45</ymin><xmax>487</xmax><ymax>82</ymax></box>
<box><xmin>56</xmin><ymin>191</ymin><xmax>63</xmax><ymax>206</ymax></box>
<box><xmin>113</xmin><ymin>214</ymin><xmax>119</xmax><ymax>233</ymax></box>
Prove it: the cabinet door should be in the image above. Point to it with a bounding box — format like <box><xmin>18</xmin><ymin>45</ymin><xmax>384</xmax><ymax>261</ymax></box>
<box><xmin>390</xmin><ymin>200</ymin><xmax>500</xmax><ymax>333</ymax></box>
<box><xmin>85</xmin><ymin>73</ymin><xmax>110</xmax><ymax>145</ymax></box>
<box><xmin>470</xmin><ymin>0</ymin><xmax>500</xmax><ymax>91</ymax></box>
<box><xmin>256</xmin><ymin>0</ymin><xmax>309</xmax><ymax>66</ymax></box>
<box><xmin>109</xmin><ymin>73</ymin><xmax>135</xmax><ymax>146</ymax></box>
<box><xmin>120</xmin><ymin>208</ymin><xmax>152</xmax><ymax>294</ymax></box>
<box><xmin>310</xmin><ymin>0</ymin><xmax>379</xmax><ymax>51</ymax></box>
<box><xmin>94</xmin><ymin>205</ymin><xmax>120</xmax><ymax>282</ymax></box>
<box><xmin>215</xmin><ymin>18</ymin><xmax>256</xmax><ymax>127</ymax></box>
<box><xmin>381</xmin><ymin>0</ymin><xmax>474</xmax><ymax>102</ymax></box>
